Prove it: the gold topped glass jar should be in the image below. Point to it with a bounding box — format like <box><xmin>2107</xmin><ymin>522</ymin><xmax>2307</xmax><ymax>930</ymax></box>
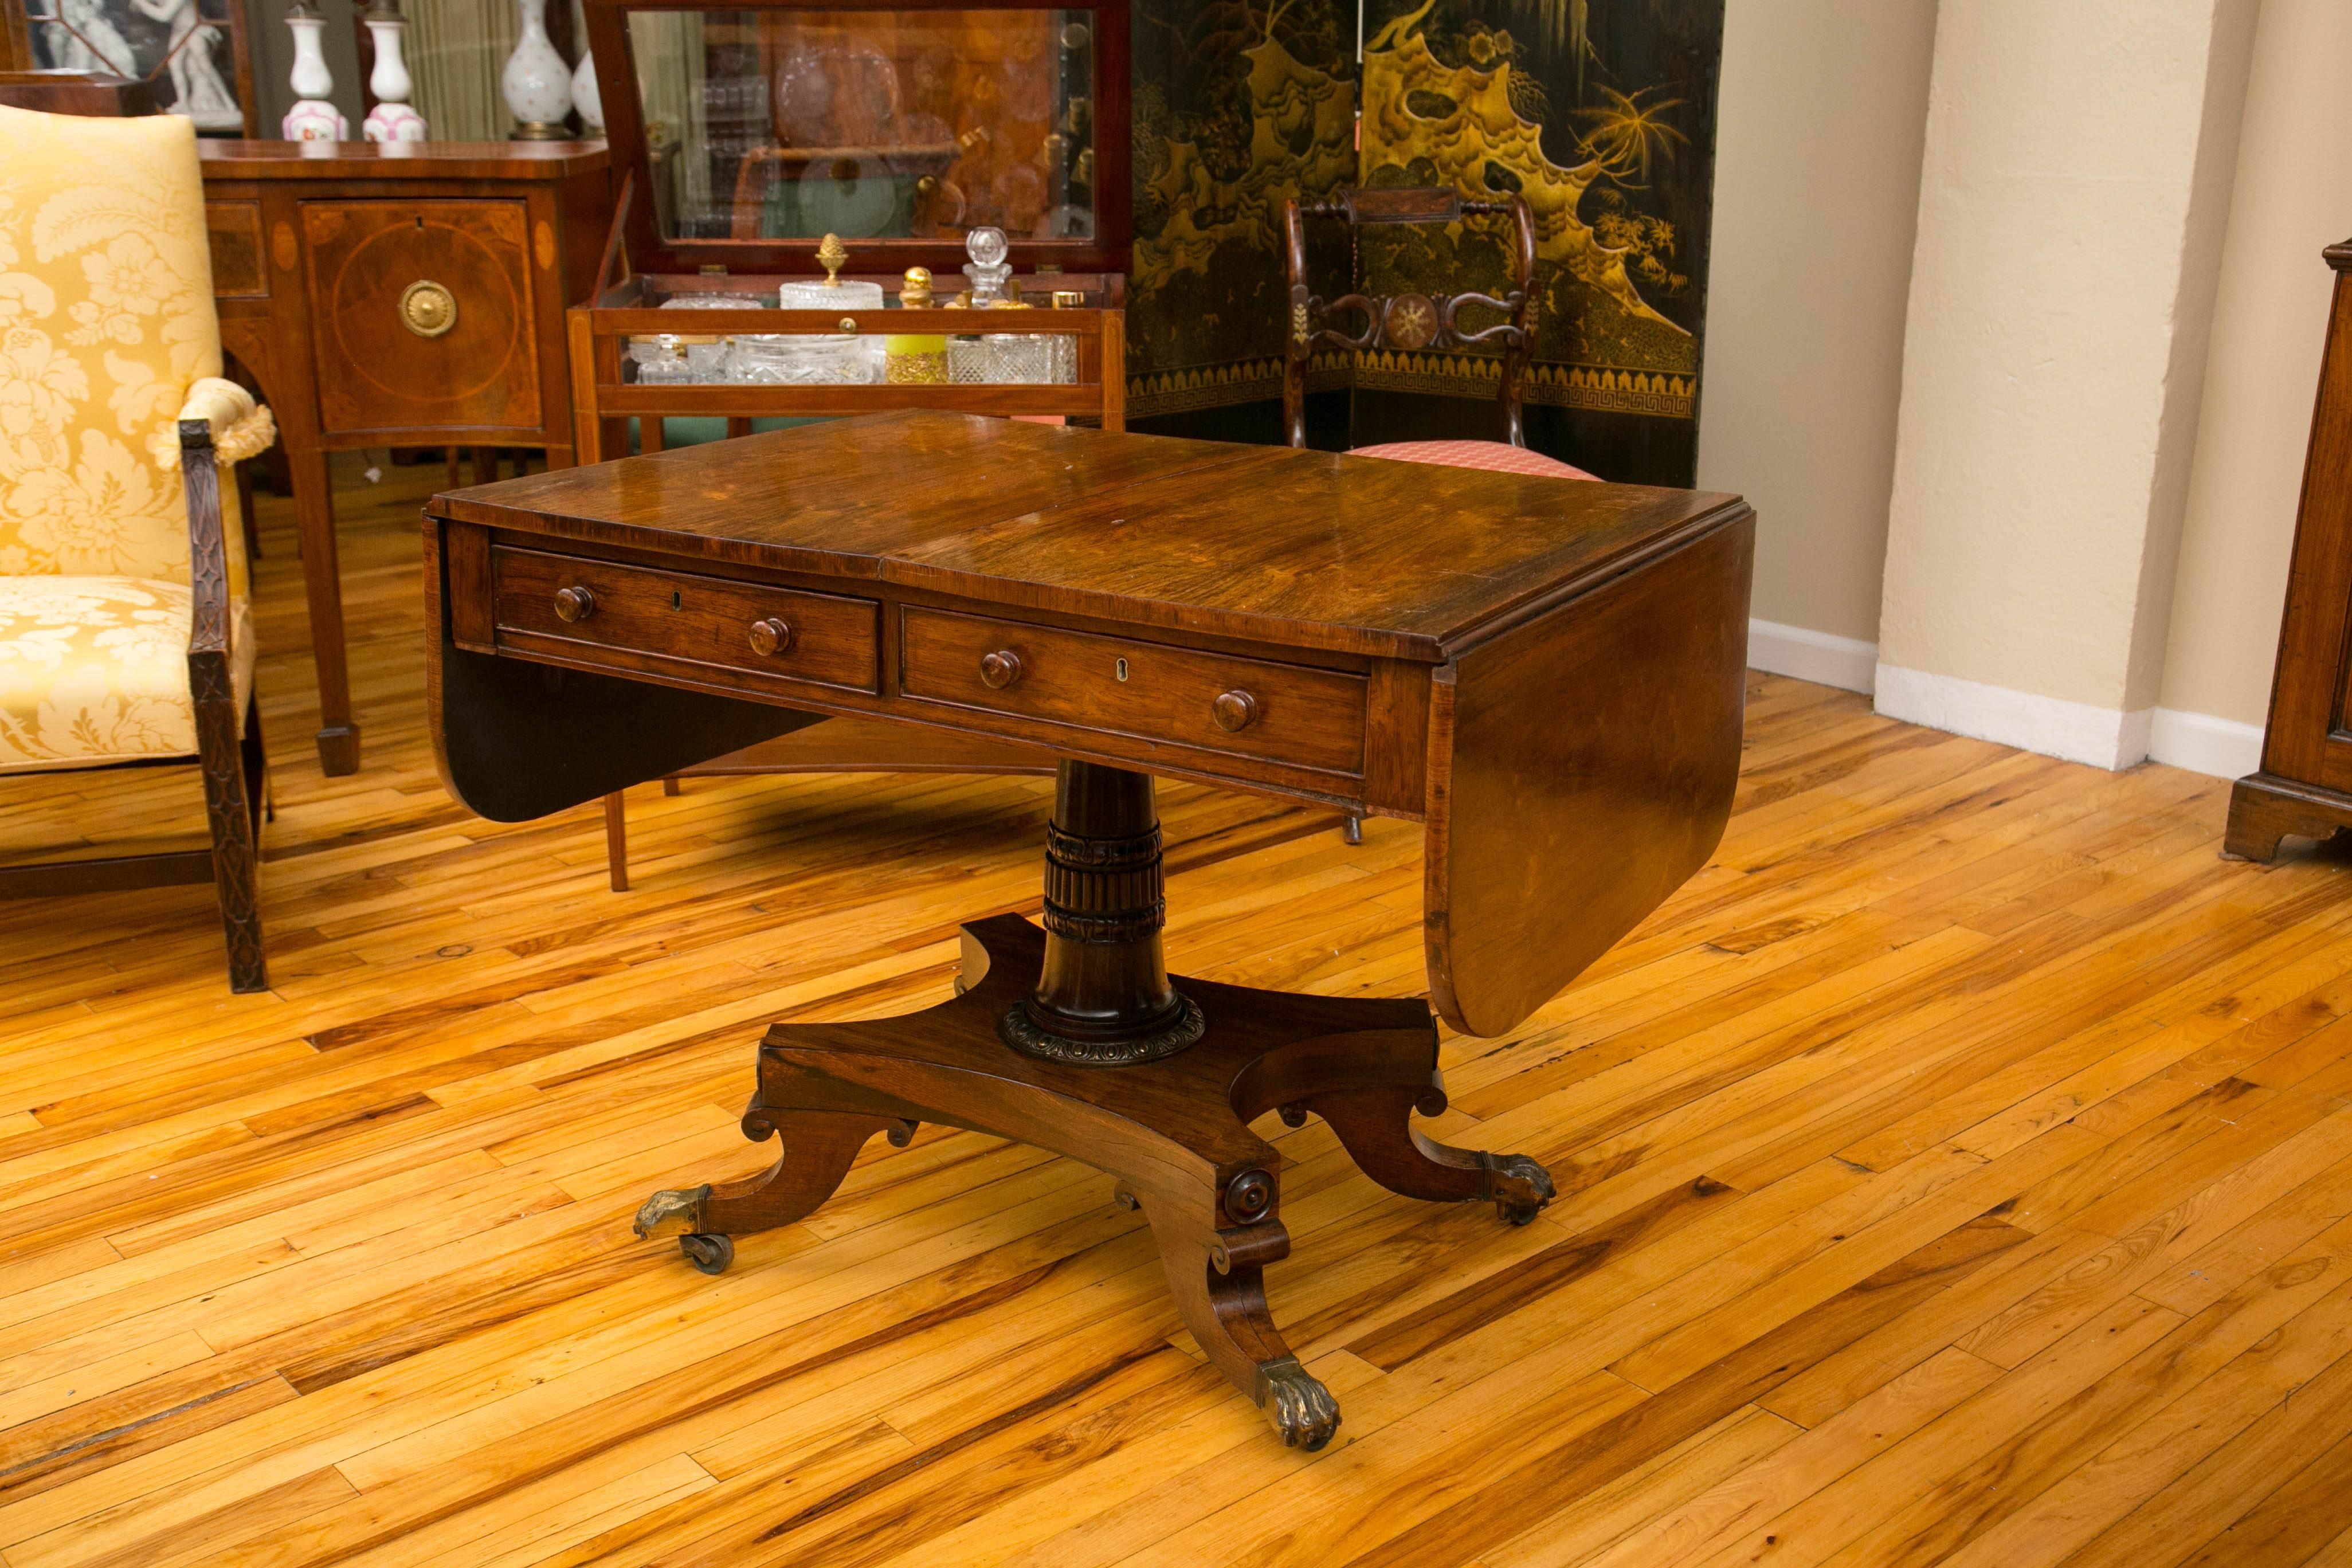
<box><xmin>885</xmin><ymin>266</ymin><xmax>949</xmax><ymax>385</ymax></box>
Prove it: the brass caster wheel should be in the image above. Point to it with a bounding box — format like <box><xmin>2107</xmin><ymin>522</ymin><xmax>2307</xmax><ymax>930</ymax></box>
<box><xmin>1480</xmin><ymin>1152</ymin><xmax>1555</xmax><ymax>1226</ymax></box>
<box><xmin>1257</xmin><ymin>1355</ymin><xmax>1340</xmax><ymax>1450</ymax></box>
<box><xmin>679</xmin><ymin>1233</ymin><xmax>734</xmax><ymax>1275</ymax></box>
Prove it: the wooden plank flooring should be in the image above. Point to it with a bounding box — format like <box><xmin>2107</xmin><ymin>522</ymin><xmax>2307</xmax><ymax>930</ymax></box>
<box><xmin>4</xmin><ymin>455</ymin><xmax>2352</xmax><ymax>1565</ymax></box>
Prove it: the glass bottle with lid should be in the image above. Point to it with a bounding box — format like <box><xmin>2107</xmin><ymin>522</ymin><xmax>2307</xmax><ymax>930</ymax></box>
<box><xmin>885</xmin><ymin>268</ymin><xmax>948</xmax><ymax>385</ymax></box>
<box><xmin>737</xmin><ymin>232</ymin><xmax>885</xmax><ymax>384</ymax></box>
<box><xmin>962</xmin><ymin>226</ymin><xmax>1014</xmax><ymax>307</ymax></box>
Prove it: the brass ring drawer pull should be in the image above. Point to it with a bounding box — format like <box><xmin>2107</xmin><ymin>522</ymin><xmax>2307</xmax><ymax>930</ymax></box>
<box><xmin>979</xmin><ymin>649</ymin><xmax>1023</xmax><ymax>689</ymax></box>
<box><xmin>552</xmin><ymin>585</ymin><xmax>595</xmax><ymax>622</ymax></box>
<box><xmin>1213</xmin><ymin>689</ymin><xmax>1258</xmax><ymax>732</ymax></box>
<box><xmin>400</xmin><ymin>279</ymin><xmax>457</xmax><ymax>339</ymax></box>
<box><xmin>748</xmin><ymin>617</ymin><xmax>794</xmax><ymax>656</ymax></box>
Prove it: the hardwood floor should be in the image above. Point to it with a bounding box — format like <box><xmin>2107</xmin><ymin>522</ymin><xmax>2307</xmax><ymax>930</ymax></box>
<box><xmin>5</xmin><ymin>454</ymin><xmax>2352</xmax><ymax>1566</ymax></box>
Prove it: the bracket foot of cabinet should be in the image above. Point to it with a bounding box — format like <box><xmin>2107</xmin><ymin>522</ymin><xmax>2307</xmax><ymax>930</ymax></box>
<box><xmin>2224</xmin><ymin>771</ymin><xmax>2352</xmax><ymax>863</ymax></box>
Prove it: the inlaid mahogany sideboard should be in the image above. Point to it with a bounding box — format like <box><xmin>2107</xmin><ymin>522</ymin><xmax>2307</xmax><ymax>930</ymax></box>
<box><xmin>200</xmin><ymin>140</ymin><xmax>611</xmax><ymax>775</ymax></box>
<box><xmin>425</xmin><ymin>411</ymin><xmax>1755</xmax><ymax>1448</ymax></box>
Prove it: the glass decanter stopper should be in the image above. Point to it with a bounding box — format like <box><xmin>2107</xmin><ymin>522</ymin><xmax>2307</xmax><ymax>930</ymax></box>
<box><xmin>963</xmin><ymin>226</ymin><xmax>1012</xmax><ymax>307</ymax></box>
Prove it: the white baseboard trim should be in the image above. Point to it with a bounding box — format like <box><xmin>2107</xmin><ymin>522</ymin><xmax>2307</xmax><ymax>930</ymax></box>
<box><xmin>1873</xmin><ymin>664</ymin><xmax>2155</xmax><ymax>770</ymax></box>
<box><xmin>2149</xmin><ymin>707</ymin><xmax>2264</xmax><ymax>780</ymax></box>
<box><xmin>1747</xmin><ymin>619</ymin><xmax>1877</xmax><ymax>695</ymax></box>
<box><xmin>1751</xmin><ymin>637</ymin><xmax>2264</xmax><ymax>779</ymax></box>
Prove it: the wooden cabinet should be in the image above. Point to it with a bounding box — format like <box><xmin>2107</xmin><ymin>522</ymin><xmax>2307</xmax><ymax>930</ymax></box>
<box><xmin>2228</xmin><ymin>240</ymin><xmax>2352</xmax><ymax>860</ymax></box>
<box><xmin>198</xmin><ymin>141</ymin><xmax>611</xmax><ymax>777</ymax></box>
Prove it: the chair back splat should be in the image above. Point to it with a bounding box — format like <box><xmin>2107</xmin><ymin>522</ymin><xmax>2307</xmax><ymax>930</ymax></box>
<box><xmin>1280</xmin><ymin>187</ymin><xmax>1538</xmax><ymax>451</ymax></box>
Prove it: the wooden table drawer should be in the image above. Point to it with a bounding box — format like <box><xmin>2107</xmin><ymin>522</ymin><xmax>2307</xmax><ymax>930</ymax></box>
<box><xmin>900</xmin><ymin>607</ymin><xmax>1365</xmax><ymax>775</ymax></box>
<box><xmin>492</xmin><ymin>547</ymin><xmax>879</xmax><ymax>694</ymax></box>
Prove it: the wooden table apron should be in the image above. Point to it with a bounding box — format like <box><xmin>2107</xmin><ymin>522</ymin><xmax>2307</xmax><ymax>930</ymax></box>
<box><xmin>424</xmin><ymin>411</ymin><xmax>1755</xmax><ymax>1448</ymax></box>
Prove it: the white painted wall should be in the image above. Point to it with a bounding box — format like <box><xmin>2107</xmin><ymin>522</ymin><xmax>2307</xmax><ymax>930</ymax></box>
<box><xmin>1696</xmin><ymin>0</ymin><xmax>2344</xmax><ymax>781</ymax></box>
<box><xmin>2154</xmin><ymin>0</ymin><xmax>2352</xmax><ymax>779</ymax></box>
<box><xmin>1696</xmin><ymin>0</ymin><xmax>1939</xmax><ymax>695</ymax></box>
<box><xmin>1873</xmin><ymin>0</ymin><xmax>2259</xmax><ymax>768</ymax></box>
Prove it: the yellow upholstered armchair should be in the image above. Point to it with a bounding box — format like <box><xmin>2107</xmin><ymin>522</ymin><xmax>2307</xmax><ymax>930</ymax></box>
<box><xmin>0</xmin><ymin>105</ymin><xmax>277</xmax><ymax>992</ymax></box>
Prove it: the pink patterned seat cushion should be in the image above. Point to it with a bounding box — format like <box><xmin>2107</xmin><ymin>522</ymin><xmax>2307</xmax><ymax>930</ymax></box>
<box><xmin>1346</xmin><ymin>440</ymin><xmax>1601</xmax><ymax>481</ymax></box>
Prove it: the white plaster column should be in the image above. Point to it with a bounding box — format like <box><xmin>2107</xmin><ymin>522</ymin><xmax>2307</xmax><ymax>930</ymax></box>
<box><xmin>1875</xmin><ymin>1</ymin><xmax>2260</xmax><ymax>767</ymax></box>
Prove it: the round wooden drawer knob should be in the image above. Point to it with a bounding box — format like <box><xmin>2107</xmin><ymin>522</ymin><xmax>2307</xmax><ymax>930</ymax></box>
<box><xmin>552</xmin><ymin>585</ymin><xmax>595</xmax><ymax>623</ymax></box>
<box><xmin>1212</xmin><ymin>689</ymin><xmax>1258</xmax><ymax>732</ymax></box>
<box><xmin>979</xmin><ymin>649</ymin><xmax>1023</xmax><ymax>689</ymax></box>
<box><xmin>747</xmin><ymin>617</ymin><xmax>794</xmax><ymax>656</ymax></box>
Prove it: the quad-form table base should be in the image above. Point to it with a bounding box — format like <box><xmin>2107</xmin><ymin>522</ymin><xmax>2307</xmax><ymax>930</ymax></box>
<box><xmin>630</xmin><ymin>765</ymin><xmax>1553</xmax><ymax>1449</ymax></box>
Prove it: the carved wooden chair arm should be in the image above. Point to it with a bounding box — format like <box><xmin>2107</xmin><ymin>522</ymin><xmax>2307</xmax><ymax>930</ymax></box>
<box><xmin>164</xmin><ymin>378</ymin><xmax>275</xmax><ymax>663</ymax></box>
<box><xmin>178</xmin><ymin>419</ymin><xmax>236</xmax><ymax>663</ymax></box>
<box><xmin>152</xmin><ymin>378</ymin><xmax>276</xmax><ymax>472</ymax></box>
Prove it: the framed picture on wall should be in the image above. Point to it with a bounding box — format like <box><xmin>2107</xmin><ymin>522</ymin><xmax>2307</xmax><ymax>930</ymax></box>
<box><xmin>19</xmin><ymin>0</ymin><xmax>257</xmax><ymax>133</ymax></box>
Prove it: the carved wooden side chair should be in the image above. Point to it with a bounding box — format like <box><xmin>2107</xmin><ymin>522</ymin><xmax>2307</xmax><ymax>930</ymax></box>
<box><xmin>0</xmin><ymin>105</ymin><xmax>277</xmax><ymax>992</ymax></box>
<box><xmin>1281</xmin><ymin>187</ymin><xmax>1601</xmax><ymax>480</ymax></box>
<box><xmin>1284</xmin><ymin>188</ymin><xmax>1597</xmax><ymax>841</ymax></box>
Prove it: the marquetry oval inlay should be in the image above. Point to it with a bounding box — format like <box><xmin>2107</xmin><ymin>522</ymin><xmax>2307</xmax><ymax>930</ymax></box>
<box><xmin>1384</xmin><ymin>293</ymin><xmax>1438</xmax><ymax>351</ymax></box>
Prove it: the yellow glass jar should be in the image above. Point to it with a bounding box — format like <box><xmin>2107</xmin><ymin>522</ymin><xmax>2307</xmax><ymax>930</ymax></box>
<box><xmin>885</xmin><ymin>266</ymin><xmax>949</xmax><ymax>385</ymax></box>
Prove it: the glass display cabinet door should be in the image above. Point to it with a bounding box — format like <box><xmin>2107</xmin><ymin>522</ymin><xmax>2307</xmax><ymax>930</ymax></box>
<box><xmin>588</xmin><ymin>0</ymin><xmax>1130</xmax><ymax>276</ymax></box>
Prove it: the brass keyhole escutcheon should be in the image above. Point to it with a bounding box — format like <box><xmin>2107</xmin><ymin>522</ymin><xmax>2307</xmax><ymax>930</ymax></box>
<box><xmin>552</xmin><ymin>585</ymin><xmax>595</xmax><ymax>623</ymax></box>
<box><xmin>747</xmin><ymin>617</ymin><xmax>794</xmax><ymax>657</ymax></box>
<box><xmin>979</xmin><ymin>649</ymin><xmax>1023</xmax><ymax>689</ymax></box>
<box><xmin>1212</xmin><ymin>689</ymin><xmax>1257</xmax><ymax>732</ymax></box>
<box><xmin>400</xmin><ymin>279</ymin><xmax>457</xmax><ymax>339</ymax></box>
<box><xmin>1114</xmin><ymin>657</ymin><xmax>1128</xmax><ymax>682</ymax></box>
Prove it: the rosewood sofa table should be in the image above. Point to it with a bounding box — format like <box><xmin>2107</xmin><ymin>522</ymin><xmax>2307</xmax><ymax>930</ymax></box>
<box><xmin>425</xmin><ymin>412</ymin><xmax>1754</xmax><ymax>1448</ymax></box>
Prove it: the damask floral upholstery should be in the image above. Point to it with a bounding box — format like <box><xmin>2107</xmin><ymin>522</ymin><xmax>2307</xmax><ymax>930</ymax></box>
<box><xmin>0</xmin><ymin>104</ymin><xmax>258</xmax><ymax>775</ymax></box>
<box><xmin>0</xmin><ymin>575</ymin><xmax>250</xmax><ymax>772</ymax></box>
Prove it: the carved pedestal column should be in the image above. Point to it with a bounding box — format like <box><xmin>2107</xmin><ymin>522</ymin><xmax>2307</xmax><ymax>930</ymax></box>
<box><xmin>1001</xmin><ymin>763</ymin><xmax>1205</xmax><ymax>1064</ymax></box>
